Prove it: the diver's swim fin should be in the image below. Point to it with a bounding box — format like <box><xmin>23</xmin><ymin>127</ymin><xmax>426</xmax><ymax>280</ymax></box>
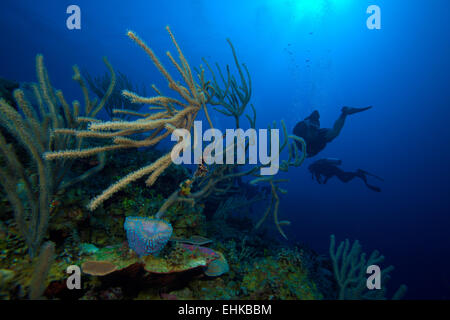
<box><xmin>367</xmin><ymin>184</ymin><xmax>382</xmax><ymax>192</ymax></box>
<box><xmin>342</xmin><ymin>106</ymin><xmax>372</xmax><ymax>115</ymax></box>
<box><xmin>358</xmin><ymin>169</ymin><xmax>384</xmax><ymax>182</ymax></box>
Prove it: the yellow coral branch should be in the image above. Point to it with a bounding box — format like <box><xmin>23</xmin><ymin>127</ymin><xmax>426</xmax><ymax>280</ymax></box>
<box><xmin>87</xmin><ymin>153</ymin><xmax>172</xmax><ymax>211</ymax></box>
<box><xmin>44</xmin><ymin>145</ymin><xmax>126</xmax><ymax>160</ymax></box>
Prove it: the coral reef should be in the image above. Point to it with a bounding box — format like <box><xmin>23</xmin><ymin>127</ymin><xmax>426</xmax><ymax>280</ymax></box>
<box><xmin>0</xmin><ymin>26</ymin><xmax>408</xmax><ymax>301</ymax></box>
<box><xmin>41</xmin><ymin>26</ymin><xmax>306</xmax><ymax>242</ymax></box>
<box><xmin>240</xmin><ymin>256</ymin><xmax>322</xmax><ymax>300</ymax></box>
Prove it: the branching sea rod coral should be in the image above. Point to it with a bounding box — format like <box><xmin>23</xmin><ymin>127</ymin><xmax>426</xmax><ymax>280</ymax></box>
<box><xmin>29</xmin><ymin>241</ymin><xmax>55</xmax><ymax>299</ymax></box>
<box><xmin>199</xmin><ymin>38</ymin><xmax>254</xmax><ymax>129</ymax></box>
<box><xmin>0</xmin><ymin>55</ymin><xmax>114</xmax><ymax>256</ymax></box>
<box><xmin>45</xmin><ymin>26</ymin><xmax>214</xmax><ymax>211</ymax></box>
<box><xmin>329</xmin><ymin>235</ymin><xmax>407</xmax><ymax>300</ymax></box>
<box><xmin>249</xmin><ymin>121</ymin><xmax>307</xmax><ymax>239</ymax></box>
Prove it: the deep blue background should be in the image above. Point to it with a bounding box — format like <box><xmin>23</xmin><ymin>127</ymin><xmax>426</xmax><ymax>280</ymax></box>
<box><xmin>1</xmin><ymin>0</ymin><xmax>449</xmax><ymax>299</ymax></box>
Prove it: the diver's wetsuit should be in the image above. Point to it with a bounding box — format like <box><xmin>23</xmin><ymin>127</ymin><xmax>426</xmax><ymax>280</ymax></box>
<box><xmin>293</xmin><ymin>106</ymin><xmax>372</xmax><ymax>158</ymax></box>
<box><xmin>308</xmin><ymin>158</ymin><xmax>382</xmax><ymax>192</ymax></box>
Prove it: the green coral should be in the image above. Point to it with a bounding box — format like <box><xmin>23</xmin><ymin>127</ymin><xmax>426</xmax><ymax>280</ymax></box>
<box><xmin>240</xmin><ymin>248</ymin><xmax>322</xmax><ymax>300</ymax></box>
<box><xmin>329</xmin><ymin>234</ymin><xmax>407</xmax><ymax>300</ymax></box>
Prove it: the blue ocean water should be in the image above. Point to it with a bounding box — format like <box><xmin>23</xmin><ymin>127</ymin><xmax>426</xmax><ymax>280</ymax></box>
<box><xmin>0</xmin><ymin>0</ymin><xmax>449</xmax><ymax>299</ymax></box>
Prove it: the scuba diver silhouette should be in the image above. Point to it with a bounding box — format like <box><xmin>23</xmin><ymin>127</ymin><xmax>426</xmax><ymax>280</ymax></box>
<box><xmin>293</xmin><ymin>106</ymin><xmax>372</xmax><ymax>157</ymax></box>
<box><xmin>308</xmin><ymin>158</ymin><xmax>383</xmax><ymax>192</ymax></box>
